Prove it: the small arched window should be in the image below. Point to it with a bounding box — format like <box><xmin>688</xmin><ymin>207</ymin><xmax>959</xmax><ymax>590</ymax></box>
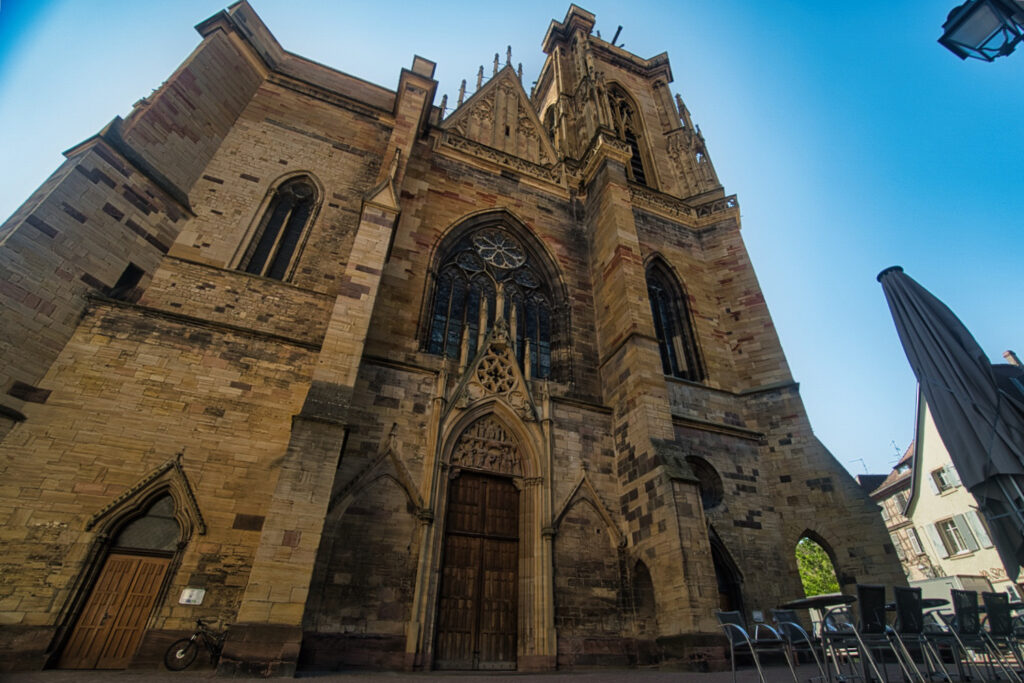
<box><xmin>543</xmin><ymin>107</ymin><xmax>557</xmax><ymax>146</ymax></box>
<box><xmin>686</xmin><ymin>456</ymin><xmax>724</xmax><ymax>510</ymax></box>
<box><xmin>646</xmin><ymin>260</ymin><xmax>704</xmax><ymax>382</ymax></box>
<box><xmin>114</xmin><ymin>493</ymin><xmax>180</xmax><ymax>552</ymax></box>
<box><xmin>426</xmin><ymin>226</ymin><xmax>554</xmax><ymax>379</ymax></box>
<box><xmin>238</xmin><ymin>176</ymin><xmax>317</xmax><ymax>280</ymax></box>
<box><xmin>608</xmin><ymin>85</ymin><xmax>649</xmax><ymax>186</ymax></box>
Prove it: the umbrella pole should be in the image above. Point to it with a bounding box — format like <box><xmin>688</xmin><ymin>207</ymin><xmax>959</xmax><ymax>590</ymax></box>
<box><xmin>994</xmin><ymin>476</ymin><xmax>1024</xmax><ymax>526</ymax></box>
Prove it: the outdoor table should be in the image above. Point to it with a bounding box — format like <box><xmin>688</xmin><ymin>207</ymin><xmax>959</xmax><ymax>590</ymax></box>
<box><xmin>885</xmin><ymin>597</ymin><xmax>950</xmax><ymax>611</ymax></box>
<box><xmin>780</xmin><ymin>592</ymin><xmax>856</xmax><ymax>612</ymax></box>
<box><xmin>977</xmin><ymin>600</ymin><xmax>1024</xmax><ymax>612</ymax></box>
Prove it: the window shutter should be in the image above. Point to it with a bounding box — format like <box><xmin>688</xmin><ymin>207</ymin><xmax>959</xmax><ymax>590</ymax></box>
<box><xmin>965</xmin><ymin>510</ymin><xmax>993</xmax><ymax>548</ymax></box>
<box><xmin>953</xmin><ymin>514</ymin><xmax>979</xmax><ymax>552</ymax></box>
<box><xmin>925</xmin><ymin>523</ymin><xmax>949</xmax><ymax>559</ymax></box>
<box><xmin>928</xmin><ymin>473</ymin><xmax>940</xmax><ymax>495</ymax></box>
<box><xmin>945</xmin><ymin>464</ymin><xmax>962</xmax><ymax>487</ymax></box>
<box><xmin>908</xmin><ymin>527</ymin><xmax>925</xmax><ymax>555</ymax></box>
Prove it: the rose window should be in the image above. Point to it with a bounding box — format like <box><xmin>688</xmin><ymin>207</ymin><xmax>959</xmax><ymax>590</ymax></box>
<box><xmin>427</xmin><ymin>226</ymin><xmax>553</xmax><ymax>379</ymax></box>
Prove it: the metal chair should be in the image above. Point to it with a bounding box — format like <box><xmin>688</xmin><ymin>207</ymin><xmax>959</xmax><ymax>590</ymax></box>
<box><xmin>982</xmin><ymin>592</ymin><xmax>1024</xmax><ymax>682</ymax></box>
<box><xmin>856</xmin><ymin>584</ymin><xmax>905</xmax><ymax>682</ymax></box>
<box><xmin>772</xmin><ymin>608</ymin><xmax>829</xmax><ymax>682</ymax></box>
<box><xmin>818</xmin><ymin>589</ymin><xmax>888</xmax><ymax>683</ymax></box>
<box><xmin>889</xmin><ymin>585</ymin><xmax>950</xmax><ymax>683</ymax></box>
<box><xmin>716</xmin><ymin>610</ymin><xmax>799</xmax><ymax>683</ymax></box>
<box><xmin>946</xmin><ymin>588</ymin><xmax>1013</xmax><ymax>682</ymax></box>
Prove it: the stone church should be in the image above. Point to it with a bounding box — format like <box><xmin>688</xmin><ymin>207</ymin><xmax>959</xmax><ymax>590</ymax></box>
<box><xmin>0</xmin><ymin>2</ymin><xmax>904</xmax><ymax>675</ymax></box>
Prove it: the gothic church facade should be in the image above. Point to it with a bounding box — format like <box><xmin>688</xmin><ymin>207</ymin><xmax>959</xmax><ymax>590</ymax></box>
<box><xmin>0</xmin><ymin>3</ymin><xmax>903</xmax><ymax>674</ymax></box>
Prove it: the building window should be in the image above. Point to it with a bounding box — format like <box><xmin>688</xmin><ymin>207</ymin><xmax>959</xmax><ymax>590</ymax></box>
<box><xmin>543</xmin><ymin>107</ymin><xmax>557</xmax><ymax>146</ymax></box>
<box><xmin>686</xmin><ymin>456</ymin><xmax>723</xmax><ymax>510</ymax></box>
<box><xmin>908</xmin><ymin>527</ymin><xmax>924</xmax><ymax>555</ymax></box>
<box><xmin>646</xmin><ymin>260</ymin><xmax>704</xmax><ymax>382</ymax></box>
<box><xmin>937</xmin><ymin>518</ymin><xmax>969</xmax><ymax>555</ymax></box>
<box><xmin>238</xmin><ymin>177</ymin><xmax>317</xmax><ymax>280</ymax></box>
<box><xmin>894</xmin><ymin>491</ymin><xmax>909</xmax><ymax>512</ymax></box>
<box><xmin>608</xmin><ymin>85</ymin><xmax>649</xmax><ymax>186</ymax></box>
<box><xmin>930</xmin><ymin>465</ymin><xmax>960</xmax><ymax>493</ymax></box>
<box><xmin>426</xmin><ymin>226</ymin><xmax>554</xmax><ymax>379</ymax></box>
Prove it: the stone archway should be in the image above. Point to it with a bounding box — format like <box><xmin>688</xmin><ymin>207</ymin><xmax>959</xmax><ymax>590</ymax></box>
<box><xmin>58</xmin><ymin>492</ymin><xmax>182</xmax><ymax>669</ymax></box>
<box><xmin>414</xmin><ymin>407</ymin><xmax>553</xmax><ymax>671</ymax></box>
<box><xmin>435</xmin><ymin>415</ymin><xmax>523</xmax><ymax>671</ymax></box>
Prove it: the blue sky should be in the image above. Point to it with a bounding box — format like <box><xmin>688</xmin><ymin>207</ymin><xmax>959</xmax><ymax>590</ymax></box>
<box><xmin>1</xmin><ymin>1</ymin><xmax>1022</xmax><ymax>477</ymax></box>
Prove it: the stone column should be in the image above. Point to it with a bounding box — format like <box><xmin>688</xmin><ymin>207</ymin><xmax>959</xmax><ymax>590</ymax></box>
<box><xmin>219</xmin><ymin>59</ymin><xmax>436</xmax><ymax>677</ymax></box>
<box><xmin>580</xmin><ymin>135</ymin><xmax>720</xmax><ymax>649</ymax></box>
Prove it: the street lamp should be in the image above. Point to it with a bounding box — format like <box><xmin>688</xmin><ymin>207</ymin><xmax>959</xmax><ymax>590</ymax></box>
<box><xmin>939</xmin><ymin>0</ymin><xmax>1024</xmax><ymax>61</ymax></box>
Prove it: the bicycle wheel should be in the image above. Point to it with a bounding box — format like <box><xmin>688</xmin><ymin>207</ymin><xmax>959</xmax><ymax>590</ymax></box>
<box><xmin>164</xmin><ymin>638</ymin><xmax>199</xmax><ymax>671</ymax></box>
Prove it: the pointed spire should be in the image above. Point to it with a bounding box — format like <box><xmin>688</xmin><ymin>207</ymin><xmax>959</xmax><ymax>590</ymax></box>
<box><xmin>517</xmin><ymin>62</ymin><xmax>523</xmax><ymax>82</ymax></box>
<box><xmin>477</xmin><ymin>65</ymin><xmax>484</xmax><ymax>90</ymax></box>
<box><xmin>458</xmin><ymin>79</ymin><xmax>466</xmax><ymax>107</ymax></box>
<box><xmin>675</xmin><ymin>93</ymin><xmax>693</xmax><ymax>129</ymax></box>
<box><xmin>506</xmin><ymin>45</ymin><xmax>512</xmax><ymax>66</ymax></box>
<box><xmin>524</xmin><ymin>338</ymin><xmax>532</xmax><ymax>380</ymax></box>
<box><xmin>478</xmin><ymin>297</ymin><xmax>488</xmax><ymax>350</ymax></box>
<box><xmin>493</xmin><ymin>53</ymin><xmax>499</xmax><ymax>76</ymax></box>
<box><xmin>510</xmin><ymin>304</ymin><xmax>518</xmax><ymax>349</ymax></box>
<box><xmin>439</xmin><ymin>94</ymin><xmax>448</xmax><ymax>117</ymax></box>
<box><xmin>459</xmin><ymin>324</ymin><xmax>471</xmax><ymax>374</ymax></box>
<box><xmin>436</xmin><ymin>367</ymin><xmax>448</xmax><ymax>399</ymax></box>
<box><xmin>386</xmin><ymin>148</ymin><xmax>401</xmax><ymax>184</ymax></box>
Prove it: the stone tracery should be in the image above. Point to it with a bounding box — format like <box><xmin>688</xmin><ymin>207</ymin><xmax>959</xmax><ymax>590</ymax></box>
<box><xmin>426</xmin><ymin>225</ymin><xmax>553</xmax><ymax>379</ymax></box>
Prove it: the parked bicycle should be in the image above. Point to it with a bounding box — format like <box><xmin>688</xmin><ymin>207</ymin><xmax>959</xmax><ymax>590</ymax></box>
<box><xmin>164</xmin><ymin>617</ymin><xmax>225</xmax><ymax>671</ymax></box>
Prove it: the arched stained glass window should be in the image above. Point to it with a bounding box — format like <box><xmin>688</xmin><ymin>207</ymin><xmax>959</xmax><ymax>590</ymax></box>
<box><xmin>114</xmin><ymin>494</ymin><xmax>180</xmax><ymax>552</ymax></box>
<box><xmin>646</xmin><ymin>260</ymin><xmax>704</xmax><ymax>382</ymax></box>
<box><xmin>238</xmin><ymin>176</ymin><xmax>317</xmax><ymax>280</ymax></box>
<box><xmin>608</xmin><ymin>85</ymin><xmax>649</xmax><ymax>186</ymax></box>
<box><xmin>427</xmin><ymin>226</ymin><xmax>553</xmax><ymax>379</ymax></box>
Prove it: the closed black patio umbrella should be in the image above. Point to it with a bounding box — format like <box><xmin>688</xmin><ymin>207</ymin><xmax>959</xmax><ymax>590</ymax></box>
<box><xmin>878</xmin><ymin>265</ymin><xmax>1024</xmax><ymax>581</ymax></box>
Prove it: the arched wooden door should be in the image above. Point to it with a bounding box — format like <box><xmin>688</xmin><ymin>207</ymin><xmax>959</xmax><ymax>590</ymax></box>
<box><xmin>59</xmin><ymin>494</ymin><xmax>179</xmax><ymax>669</ymax></box>
<box><xmin>435</xmin><ymin>472</ymin><xmax>518</xmax><ymax>670</ymax></box>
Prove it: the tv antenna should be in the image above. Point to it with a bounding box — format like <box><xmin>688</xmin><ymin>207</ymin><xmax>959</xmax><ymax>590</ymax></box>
<box><xmin>849</xmin><ymin>458</ymin><xmax>869</xmax><ymax>474</ymax></box>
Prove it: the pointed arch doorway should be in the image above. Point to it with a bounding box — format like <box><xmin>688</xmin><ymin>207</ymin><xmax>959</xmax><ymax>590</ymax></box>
<box><xmin>59</xmin><ymin>493</ymin><xmax>180</xmax><ymax>669</ymax></box>
<box><xmin>434</xmin><ymin>414</ymin><xmax>526</xmax><ymax>671</ymax></box>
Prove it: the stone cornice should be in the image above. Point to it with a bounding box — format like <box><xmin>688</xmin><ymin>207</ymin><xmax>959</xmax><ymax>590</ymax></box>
<box><xmin>266</xmin><ymin>73</ymin><xmax>394</xmax><ymax>121</ymax></box>
<box><xmin>578</xmin><ymin>129</ymin><xmax>633</xmax><ymax>187</ymax></box>
<box><xmin>671</xmin><ymin>414</ymin><xmax>765</xmax><ymax>442</ymax></box>
<box><xmin>434</xmin><ymin>131</ymin><xmax>566</xmax><ymax>189</ymax></box>
<box><xmin>85</xmin><ymin>295</ymin><xmax>321</xmax><ymax>351</ymax></box>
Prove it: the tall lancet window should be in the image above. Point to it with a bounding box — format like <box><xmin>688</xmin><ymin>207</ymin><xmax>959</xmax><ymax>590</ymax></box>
<box><xmin>427</xmin><ymin>227</ymin><xmax>553</xmax><ymax>379</ymax></box>
<box><xmin>608</xmin><ymin>85</ymin><xmax>650</xmax><ymax>186</ymax></box>
<box><xmin>646</xmin><ymin>260</ymin><xmax>704</xmax><ymax>382</ymax></box>
<box><xmin>238</xmin><ymin>176</ymin><xmax>318</xmax><ymax>280</ymax></box>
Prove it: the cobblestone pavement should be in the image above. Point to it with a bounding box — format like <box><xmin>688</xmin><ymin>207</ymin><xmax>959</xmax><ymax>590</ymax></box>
<box><xmin>0</xmin><ymin>663</ymin><xmax>826</xmax><ymax>683</ymax></box>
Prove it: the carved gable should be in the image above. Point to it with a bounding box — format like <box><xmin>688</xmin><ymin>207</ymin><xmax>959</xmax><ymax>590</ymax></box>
<box><xmin>441</xmin><ymin>66</ymin><xmax>558</xmax><ymax>167</ymax></box>
<box><xmin>448</xmin><ymin>318</ymin><xmax>538</xmax><ymax>422</ymax></box>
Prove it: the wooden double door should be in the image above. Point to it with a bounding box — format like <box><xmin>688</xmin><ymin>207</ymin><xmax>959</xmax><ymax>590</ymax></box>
<box><xmin>435</xmin><ymin>473</ymin><xmax>518</xmax><ymax>670</ymax></box>
<box><xmin>59</xmin><ymin>552</ymin><xmax>170</xmax><ymax>669</ymax></box>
